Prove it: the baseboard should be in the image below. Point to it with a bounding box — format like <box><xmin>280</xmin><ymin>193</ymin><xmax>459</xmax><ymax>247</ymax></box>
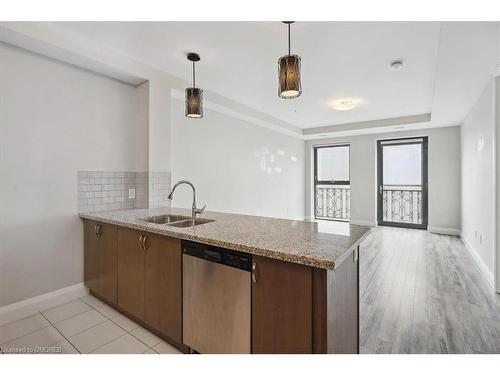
<box><xmin>0</xmin><ymin>283</ymin><xmax>88</xmax><ymax>326</ymax></box>
<box><xmin>293</xmin><ymin>216</ymin><xmax>309</xmax><ymax>221</ymax></box>
<box><xmin>461</xmin><ymin>234</ymin><xmax>494</xmax><ymax>289</ymax></box>
<box><xmin>428</xmin><ymin>226</ymin><xmax>461</xmax><ymax>236</ymax></box>
<box><xmin>350</xmin><ymin>219</ymin><xmax>377</xmax><ymax>227</ymax></box>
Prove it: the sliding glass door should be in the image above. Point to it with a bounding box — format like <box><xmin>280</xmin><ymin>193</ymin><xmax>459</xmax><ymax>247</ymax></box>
<box><xmin>377</xmin><ymin>137</ymin><xmax>428</xmax><ymax>229</ymax></box>
<box><xmin>314</xmin><ymin>144</ymin><xmax>350</xmax><ymax>222</ymax></box>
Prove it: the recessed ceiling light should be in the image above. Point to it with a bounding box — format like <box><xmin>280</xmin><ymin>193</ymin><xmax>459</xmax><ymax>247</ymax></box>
<box><xmin>390</xmin><ymin>60</ymin><xmax>404</xmax><ymax>70</ymax></box>
<box><xmin>330</xmin><ymin>98</ymin><xmax>361</xmax><ymax>111</ymax></box>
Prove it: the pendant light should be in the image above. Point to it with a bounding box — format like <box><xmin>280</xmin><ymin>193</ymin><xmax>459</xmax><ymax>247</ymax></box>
<box><xmin>278</xmin><ymin>21</ymin><xmax>302</xmax><ymax>99</ymax></box>
<box><xmin>185</xmin><ymin>53</ymin><xmax>203</xmax><ymax>118</ymax></box>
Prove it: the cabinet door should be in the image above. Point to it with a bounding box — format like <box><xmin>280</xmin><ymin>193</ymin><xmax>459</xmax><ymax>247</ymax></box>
<box><xmin>117</xmin><ymin>227</ymin><xmax>145</xmax><ymax>320</ymax></box>
<box><xmin>84</xmin><ymin>220</ymin><xmax>99</xmax><ymax>292</ymax></box>
<box><xmin>84</xmin><ymin>220</ymin><xmax>117</xmax><ymax>303</ymax></box>
<box><xmin>144</xmin><ymin>235</ymin><xmax>182</xmax><ymax>343</ymax></box>
<box><xmin>97</xmin><ymin>222</ymin><xmax>117</xmax><ymax>304</ymax></box>
<box><xmin>251</xmin><ymin>255</ymin><xmax>312</xmax><ymax>353</ymax></box>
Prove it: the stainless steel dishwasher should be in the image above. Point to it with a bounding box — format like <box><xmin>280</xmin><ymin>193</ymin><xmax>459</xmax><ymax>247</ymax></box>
<box><xmin>182</xmin><ymin>240</ymin><xmax>251</xmax><ymax>354</ymax></box>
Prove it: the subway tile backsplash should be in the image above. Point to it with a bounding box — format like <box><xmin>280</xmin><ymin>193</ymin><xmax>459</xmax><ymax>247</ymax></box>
<box><xmin>78</xmin><ymin>171</ymin><xmax>171</xmax><ymax>213</ymax></box>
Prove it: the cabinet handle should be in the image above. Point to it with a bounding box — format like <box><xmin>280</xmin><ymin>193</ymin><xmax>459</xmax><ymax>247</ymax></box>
<box><xmin>252</xmin><ymin>262</ymin><xmax>257</xmax><ymax>283</ymax></box>
<box><xmin>95</xmin><ymin>224</ymin><xmax>103</xmax><ymax>236</ymax></box>
<box><xmin>138</xmin><ymin>234</ymin><xmax>144</xmax><ymax>249</ymax></box>
<box><xmin>143</xmin><ymin>235</ymin><xmax>150</xmax><ymax>251</ymax></box>
<box><xmin>94</xmin><ymin>224</ymin><xmax>99</xmax><ymax>236</ymax></box>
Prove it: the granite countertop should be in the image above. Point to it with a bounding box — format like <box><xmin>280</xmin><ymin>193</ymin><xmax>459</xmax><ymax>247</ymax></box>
<box><xmin>79</xmin><ymin>207</ymin><xmax>371</xmax><ymax>270</ymax></box>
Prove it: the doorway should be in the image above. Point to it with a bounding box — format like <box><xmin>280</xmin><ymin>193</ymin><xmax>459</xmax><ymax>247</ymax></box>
<box><xmin>377</xmin><ymin>137</ymin><xmax>428</xmax><ymax>229</ymax></box>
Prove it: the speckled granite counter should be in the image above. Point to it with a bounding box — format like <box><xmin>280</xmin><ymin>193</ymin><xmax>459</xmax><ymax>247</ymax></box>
<box><xmin>80</xmin><ymin>207</ymin><xmax>371</xmax><ymax>270</ymax></box>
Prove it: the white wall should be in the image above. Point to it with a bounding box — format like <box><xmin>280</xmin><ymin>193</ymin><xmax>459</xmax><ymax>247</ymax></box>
<box><xmin>149</xmin><ymin>78</ymin><xmax>172</xmax><ymax>171</ymax></box>
<box><xmin>305</xmin><ymin>126</ymin><xmax>461</xmax><ymax>232</ymax></box>
<box><xmin>135</xmin><ymin>81</ymin><xmax>149</xmax><ymax>171</ymax></box>
<box><xmin>462</xmin><ymin>79</ymin><xmax>496</xmax><ymax>285</ymax></box>
<box><xmin>0</xmin><ymin>43</ymin><xmax>147</xmax><ymax>306</ymax></box>
<box><xmin>496</xmin><ymin>76</ymin><xmax>500</xmax><ymax>292</ymax></box>
<box><xmin>171</xmin><ymin>98</ymin><xmax>305</xmax><ymax>220</ymax></box>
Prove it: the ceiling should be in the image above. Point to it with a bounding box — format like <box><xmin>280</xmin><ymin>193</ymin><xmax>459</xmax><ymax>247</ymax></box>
<box><xmin>54</xmin><ymin>21</ymin><xmax>443</xmax><ymax>129</ymax></box>
<box><xmin>6</xmin><ymin>21</ymin><xmax>496</xmax><ymax>137</ymax></box>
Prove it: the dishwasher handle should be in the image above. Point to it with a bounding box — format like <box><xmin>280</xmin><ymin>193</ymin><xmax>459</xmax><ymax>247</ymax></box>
<box><xmin>252</xmin><ymin>262</ymin><xmax>257</xmax><ymax>283</ymax></box>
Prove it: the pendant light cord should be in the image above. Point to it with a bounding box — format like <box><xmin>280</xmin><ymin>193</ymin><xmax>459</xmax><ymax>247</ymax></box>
<box><xmin>192</xmin><ymin>60</ymin><xmax>196</xmax><ymax>88</ymax></box>
<box><xmin>288</xmin><ymin>23</ymin><xmax>291</xmax><ymax>56</ymax></box>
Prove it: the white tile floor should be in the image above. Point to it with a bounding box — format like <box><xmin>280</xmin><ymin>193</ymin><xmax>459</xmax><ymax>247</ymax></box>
<box><xmin>0</xmin><ymin>294</ymin><xmax>182</xmax><ymax>354</ymax></box>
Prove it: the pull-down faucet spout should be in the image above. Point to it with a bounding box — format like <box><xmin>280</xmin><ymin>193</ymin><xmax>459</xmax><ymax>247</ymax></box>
<box><xmin>167</xmin><ymin>180</ymin><xmax>206</xmax><ymax>219</ymax></box>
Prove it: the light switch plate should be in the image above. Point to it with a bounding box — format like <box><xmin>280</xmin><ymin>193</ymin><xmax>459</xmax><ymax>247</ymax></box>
<box><xmin>128</xmin><ymin>188</ymin><xmax>136</xmax><ymax>199</ymax></box>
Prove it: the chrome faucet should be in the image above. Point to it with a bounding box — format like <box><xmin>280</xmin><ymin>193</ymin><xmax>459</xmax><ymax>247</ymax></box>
<box><xmin>168</xmin><ymin>180</ymin><xmax>206</xmax><ymax>219</ymax></box>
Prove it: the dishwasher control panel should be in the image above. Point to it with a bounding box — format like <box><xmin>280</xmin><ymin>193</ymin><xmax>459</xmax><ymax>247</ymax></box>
<box><xmin>182</xmin><ymin>240</ymin><xmax>251</xmax><ymax>272</ymax></box>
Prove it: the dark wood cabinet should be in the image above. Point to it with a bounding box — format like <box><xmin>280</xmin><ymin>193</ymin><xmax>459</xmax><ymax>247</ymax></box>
<box><xmin>84</xmin><ymin>218</ymin><xmax>360</xmax><ymax>354</ymax></box>
<box><xmin>115</xmin><ymin>226</ymin><xmax>182</xmax><ymax>343</ymax></box>
<box><xmin>144</xmin><ymin>234</ymin><xmax>182</xmax><ymax>343</ymax></box>
<box><xmin>99</xmin><ymin>223</ymin><xmax>118</xmax><ymax>304</ymax></box>
<box><xmin>84</xmin><ymin>220</ymin><xmax>117</xmax><ymax>304</ymax></box>
<box><xmin>117</xmin><ymin>226</ymin><xmax>146</xmax><ymax>320</ymax></box>
<box><xmin>251</xmin><ymin>255</ymin><xmax>313</xmax><ymax>354</ymax></box>
<box><xmin>84</xmin><ymin>220</ymin><xmax>99</xmax><ymax>293</ymax></box>
<box><xmin>251</xmin><ymin>248</ymin><xmax>360</xmax><ymax>354</ymax></box>
<box><xmin>84</xmin><ymin>220</ymin><xmax>185</xmax><ymax>350</ymax></box>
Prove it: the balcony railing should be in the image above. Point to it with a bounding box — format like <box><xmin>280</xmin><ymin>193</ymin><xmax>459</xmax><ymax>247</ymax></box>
<box><xmin>315</xmin><ymin>185</ymin><xmax>350</xmax><ymax>221</ymax></box>
<box><xmin>382</xmin><ymin>185</ymin><xmax>422</xmax><ymax>224</ymax></box>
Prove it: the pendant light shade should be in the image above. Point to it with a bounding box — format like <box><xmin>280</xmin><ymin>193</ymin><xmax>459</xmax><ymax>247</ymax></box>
<box><xmin>185</xmin><ymin>87</ymin><xmax>203</xmax><ymax>118</ymax></box>
<box><xmin>185</xmin><ymin>53</ymin><xmax>203</xmax><ymax>118</ymax></box>
<box><xmin>278</xmin><ymin>54</ymin><xmax>301</xmax><ymax>99</ymax></box>
<box><xmin>278</xmin><ymin>21</ymin><xmax>302</xmax><ymax>99</ymax></box>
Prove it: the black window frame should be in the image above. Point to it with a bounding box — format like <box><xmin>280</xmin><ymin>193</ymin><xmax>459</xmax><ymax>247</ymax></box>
<box><xmin>376</xmin><ymin>136</ymin><xmax>428</xmax><ymax>230</ymax></box>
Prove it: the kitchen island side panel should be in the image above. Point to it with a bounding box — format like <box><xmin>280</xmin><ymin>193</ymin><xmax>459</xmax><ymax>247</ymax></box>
<box><xmin>326</xmin><ymin>246</ymin><xmax>359</xmax><ymax>354</ymax></box>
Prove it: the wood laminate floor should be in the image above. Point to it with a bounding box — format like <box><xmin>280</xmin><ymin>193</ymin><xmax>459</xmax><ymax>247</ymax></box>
<box><xmin>360</xmin><ymin>226</ymin><xmax>500</xmax><ymax>354</ymax></box>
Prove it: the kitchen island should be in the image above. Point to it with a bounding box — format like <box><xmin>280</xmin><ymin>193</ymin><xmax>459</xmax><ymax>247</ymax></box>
<box><xmin>80</xmin><ymin>207</ymin><xmax>370</xmax><ymax>354</ymax></box>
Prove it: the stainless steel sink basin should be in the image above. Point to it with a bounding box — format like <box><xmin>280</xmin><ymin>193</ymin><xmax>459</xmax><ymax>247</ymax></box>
<box><xmin>140</xmin><ymin>214</ymin><xmax>214</xmax><ymax>228</ymax></box>
<box><xmin>167</xmin><ymin>218</ymin><xmax>215</xmax><ymax>228</ymax></box>
<box><xmin>142</xmin><ymin>214</ymin><xmax>191</xmax><ymax>224</ymax></box>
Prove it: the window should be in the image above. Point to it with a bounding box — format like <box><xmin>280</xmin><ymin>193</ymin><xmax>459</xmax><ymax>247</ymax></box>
<box><xmin>314</xmin><ymin>145</ymin><xmax>350</xmax><ymax>221</ymax></box>
<box><xmin>382</xmin><ymin>143</ymin><xmax>422</xmax><ymax>186</ymax></box>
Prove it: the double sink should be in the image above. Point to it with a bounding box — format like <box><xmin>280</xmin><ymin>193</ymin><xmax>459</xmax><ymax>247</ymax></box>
<box><xmin>140</xmin><ymin>214</ymin><xmax>214</xmax><ymax>228</ymax></box>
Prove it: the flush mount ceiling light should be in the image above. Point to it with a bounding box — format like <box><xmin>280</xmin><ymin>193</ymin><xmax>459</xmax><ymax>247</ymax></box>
<box><xmin>278</xmin><ymin>21</ymin><xmax>302</xmax><ymax>99</ymax></box>
<box><xmin>390</xmin><ymin>60</ymin><xmax>404</xmax><ymax>70</ymax></box>
<box><xmin>330</xmin><ymin>98</ymin><xmax>361</xmax><ymax>111</ymax></box>
<box><xmin>185</xmin><ymin>53</ymin><xmax>203</xmax><ymax>118</ymax></box>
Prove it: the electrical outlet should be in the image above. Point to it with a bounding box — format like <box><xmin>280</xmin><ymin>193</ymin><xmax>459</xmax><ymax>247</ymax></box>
<box><xmin>128</xmin><ymin>188</ymin><xmax>136</xmax><ymax>199</ymax></box>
